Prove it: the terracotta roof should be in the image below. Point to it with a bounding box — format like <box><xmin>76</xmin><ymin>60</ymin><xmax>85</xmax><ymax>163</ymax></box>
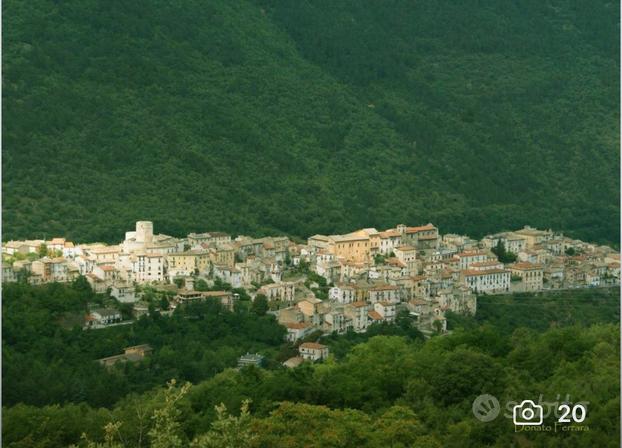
<box><xmin>368</xmin><ymin>310</ymin><xmax>383</xmax><ymax>320</ymax></box>
<box><xmin>511</xmin><ymin>262</ymin><xmax>543</xmax><ymax>270</ymax></box>
<box><xmin>330</xmin><ymin>233</ymin><xmax>369</xmax><ymax>242</ymax></box>
<box><xmin>385</xmin><ymin>258</ymin><xmax>406</xmax><ymax>268</ymax></box>
<box><xmin>285</xmin><ymin>322</ymin><xmax>310</xmax><ymax>330</ymax></box>
<box><xmin>379</xmin><ymin>230</ymin><xmax>401</xmax><ymax>238</ymax></box>
<box><xmin>456</xmin><ymin>251</ymin><xmax>487</xmax><ymax>258</ymax></box>
<box><xmin>283</xmin><ymin>356</ymin><xmax>304</xmax><ymax>368</ymax></box>
<box><xmin>405</xmin><ymin>224</ymin><xmax>436</xmax><ymax>234</ymax></box>
<box><xmin>352</xmin><ymin>301</ymin><xmax>368</xmax><ymax>308</ymax></box>
<box><xmin>202</xmin><ymin>291</ymin><xmax>231</xmax><ymax>297</ymax></box>
<box><xmin>309</xmin><ymin>234</ymin><xmax>330</xmax><ymax>241</ymax></box>
<box><xmin>418</xmin><ymin>235</ymin><xmax>438</xmax><ymax>240</ymax></box>
<box><xmin>462</xmin><ymin>269</ymin><xmax>509</xmax><ymax>276</ymax></box>
<box><xmin>469</xmin><ymin>261</ymin><xmax>501</xmax><ymax>268</ymax></box>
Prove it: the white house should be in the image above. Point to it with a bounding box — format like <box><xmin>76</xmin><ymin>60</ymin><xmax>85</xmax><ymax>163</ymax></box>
<box><xmin>329</xmin><ymin>283</ymin><xmax>357</xmax><ymax>304</ymax></box>
<box><xmin>285</xmin><ymin>322</ymin><xmax>313</xmax><ymax>342</ymax></box>
<box><xmin>461</xmin><ymin>268</ymin><xmax>510</xmax><ymax>294</ymax></box>
<box><xmin>344</xmin><ymin>301</ymin><xmax>369</xmax><ymax>333</ymax></box>
<box><xmin>373</xmin><ymin>301</ymin><xmax>397</xmax><ymax>322</ymax></box>
<box><xmin>110</xmin><ymin>284</ymin><xmax>137</xmax><ymax>303</ymax></box>
<box><xmin>298</xmin><ymin>342</ymin><xmax>329</xmax><ymax>361</ymax></box>
<box><xmin>131</xmin><ymin>253</ymin><xmax>166</xmax><ymax>283</ymax></box>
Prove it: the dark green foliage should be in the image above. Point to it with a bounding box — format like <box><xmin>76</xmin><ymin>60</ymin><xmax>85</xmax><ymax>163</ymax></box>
<box><xmin>447</xmin><ymin>287</ymin><xmax>620</xmax><ymax>334</ymax></box>
<box><xmin>2</xmin><ymin>0</ymin><xmax>619</xmax><ymax>245</ymax></box>
<box><xmin>2</xmin><ymin>282</ymin><xmax>286</xmax><ymax>408</ymax></box>
<box><xmin>251</xmin><ymin>294</ymin><xmax>269</xmax><ymax>316</ymax></box>
<box><xmin>3</xmin><ymin>324</ymin><xmax>619</xmax><ymax>447</ymax></box>
<box><xmin>492</xmin><ymin>240</ymin><xmax>518</xmax><ymax>263</ymax></box>
<box><xmin>194</xmin><ymin>279</ymin><xmax>209</xmax><ymax>291</ymax></box>
<box><xmin>323</xmin><ymin>316</ymin><xmax>424</xmax><ymax>359</ymax></box>
<box><xmin>1</xmin><ymin>284</ymin><xmax>620</xmax><ymax>446</ymax></box>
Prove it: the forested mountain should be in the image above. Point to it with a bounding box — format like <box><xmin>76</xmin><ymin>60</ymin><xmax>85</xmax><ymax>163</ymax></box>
<box><xmin>3</xmin><ymin>0</ymin><xmax>619</xmax><ymax>243</ymax></box>
<box><xmin>2</xmin><ymin>281</ymin><xmax>620</xmax><ymax>447</ymax></box>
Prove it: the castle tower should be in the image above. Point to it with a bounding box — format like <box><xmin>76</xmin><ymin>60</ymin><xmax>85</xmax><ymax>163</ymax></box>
<box><xmin>135</xmin><ymin>221</ymin><xmax>153</xmax><ymax>244</ymax></box>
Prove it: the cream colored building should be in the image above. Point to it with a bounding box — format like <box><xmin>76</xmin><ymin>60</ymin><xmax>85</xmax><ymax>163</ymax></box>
<box><xmin>187</xmin><ymin>232</ymin><xmax>231</xmax><ymax>248</ymax></box>
<box><xmin>378</xmin><ymin>229</ymin><xmax>403</xmax><ymax>255</ymax></box>
<box><xmin>344</xmin><ymin>301</ymin><xmax>369</xmax><ymax>333</ymax></box>
<box><xmin>513</xmin><ymin>226</ymin><xmax>553</xmax><ymax>249</ymax></box>
<box><xmin>373</xmin><ymin>301</ymin><xmax>397</xmax><ymax>322</ymax></box>
<box><xmin>368</xmin><ymin>284</ymin><xmax>400</xmax><ymax>304</ymax></box>
<box><xmin>510</xmin><ymin>262</ymin><xmax>544</xmax><ymax>291</ymax></box>
<box><xmin>400</xmin><ymin>223</ymin><xmax>439</xmax><ymax>249</ymax></box>
<box><xmin>327</xmin><ymin>233</ymin><xmax>372</xmax><ymax>263</ymax></box>
<box><xmin>85</xmin><ymin>245</ymin><xmax>121</xmax><ymax>264</ymax></box>
<box><xmin>31</xmin><ymin>257</ymin><xmax>70</xmax><ymax>283</ymax></box>
<box><xmin>461</xmin><ymin>268</ymin><xmax>510</xmax><ymax>294</ymax></box>
<box><xmin>394</xmin><ymin>245</ymin><xmax>417</xmax><ymax>270</ymax></box>
<box><xmin>329</xmin><ymin>283</ymin><xmax>357</xmax><ymax>304</ymax></box>
<box><xmin>166</xmin><ymin>250</ymin><xmax>210</xmax><ymax>278</ymax></box>
<box><xmin>258</xmin><ymin>282</ymin><xmax>296</xmax><ymax>304</ymax></box>
<box><xmin>131</xmin><ymin>253</ymin><xmax>166</xmax><ymax>283</ymax></box>
<box><xmin>299</xmin><ymin>342</ymin><xmax>329</xmax><ymax>361</ymax></box>
<box><xmin>209</xmin><ymin>244</ymin><xmax>235</xmax><ymax>268</ymax></box>
<box><xmin>455</xmin><ymin>251</ymin><xmax>491</xmax><ymax>270</ymax></box>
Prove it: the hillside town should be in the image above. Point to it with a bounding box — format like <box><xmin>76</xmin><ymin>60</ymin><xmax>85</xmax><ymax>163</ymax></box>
<box><xmin>2</xmin><ymin>221</ymin><xmax>619</xmax><ymax>340</ymax></box>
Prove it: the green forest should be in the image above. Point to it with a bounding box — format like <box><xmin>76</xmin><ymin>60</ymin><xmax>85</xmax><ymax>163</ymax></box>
<box><xmin>2</xmin><ymin>0</ymin><xmax>620</xmax><ymax>245</ymax></box>
<box><xmin>2</xmin><ymin>281</ymin><xmax>620</xmax><ymax>447</ymax></box>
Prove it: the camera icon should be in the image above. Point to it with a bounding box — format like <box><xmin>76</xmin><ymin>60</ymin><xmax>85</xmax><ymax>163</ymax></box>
<box><xmin>513</xmin><ymin>400</ymin><xmax>544</xmax><ymax>426</ymax></box>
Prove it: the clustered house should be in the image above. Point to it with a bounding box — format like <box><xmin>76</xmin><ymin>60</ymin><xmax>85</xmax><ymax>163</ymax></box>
<box><xmin>2</xmin><ymin>221</ymin><xmax>618</xmax><ymax>340</ymax></box>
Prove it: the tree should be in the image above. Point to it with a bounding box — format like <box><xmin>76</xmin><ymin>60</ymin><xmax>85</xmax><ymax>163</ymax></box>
<box><xmin>71</xmin><ymin>275</ymin><xmax>93</xmax><ymax>297</ymax></box>
<box><xmin>118</xmin><ymin>303</ymin><xmax>134</xmax><ymax>320</ymax></box>
<box><xmin>75</xmin><ymin>421</ymin><xmax>124</xmax><ymax>448</ymax></box>
<box><xmin>37</xmin><ymin>243</ymin><xmax>48</xmax><ymax>258</ymax></box>
<box><xmin>148</xmin><ymin>380</ymin><xmax>190</xmax><ymax>448</ymax></box>
<box><xmin>195</xmin><ymin>279</ymin><xmax>209</xmax><ymax>291</ymax></box>
<box><xmin>191</xmin><ymin>400</ymin><xmax>255</xmax><ymax>448</ymax></box>
<box><xmin>491</xmin><ymin>241</ymin><xmax>517</xmax><ymax>263</ymax></box>
<box><xmin>432</xmin><ymin>319</ymin><xmax>444</xmax><ymax>334</ymax></box>
<box><xmin>159</xmin><ymin>297</ymin><xmax>170</xmax><ymax>311</ymax></box>
<box><xmin>251</xmin><ymin>294</ymin><xmax>269</xmax><ymax>316</ymax></box>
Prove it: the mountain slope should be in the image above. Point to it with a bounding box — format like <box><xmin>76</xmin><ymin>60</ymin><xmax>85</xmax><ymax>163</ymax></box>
<box><xmin>2</xmin><ymin>0</ymin><xmax>619</xmax><ymax>244</ymax></box>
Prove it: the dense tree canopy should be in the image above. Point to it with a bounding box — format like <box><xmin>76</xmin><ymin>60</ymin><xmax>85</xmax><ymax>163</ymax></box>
<box><xmin>2</xmin><ymin>282</ymin><xmax>286</xmax><ymax>408</ymax></box>
<box><xmin>2</xmin><ymin>0</ymin><xmax>619</xmax><ymax>245</ymax></box>
<box><xmin>2</xmin><ymin>283</ymin><xmax>620</xmax><ymax>446</ymax></box>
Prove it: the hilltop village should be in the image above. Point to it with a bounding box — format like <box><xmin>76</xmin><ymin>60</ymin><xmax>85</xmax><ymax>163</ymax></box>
<box><xmin>3</xmin><ymin>221</ymin><xmax>619</xmax><ymax>342</ymax></box>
